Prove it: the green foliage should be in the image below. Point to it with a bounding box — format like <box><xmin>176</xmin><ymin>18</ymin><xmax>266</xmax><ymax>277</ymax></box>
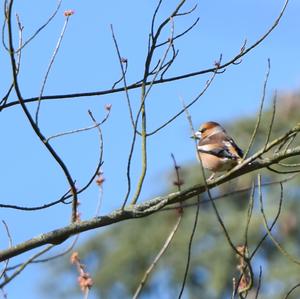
<box><xmin>43</xmin><ymin>92</ymin><xmax>300</xmax><ymax>298</ymax></box>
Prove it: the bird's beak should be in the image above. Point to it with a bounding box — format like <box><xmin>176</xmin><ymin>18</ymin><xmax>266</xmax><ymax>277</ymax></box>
<box><xmin>190</xmin><ymin>132</ymin><xmax>201</xmax><ymax>140</ymax></box>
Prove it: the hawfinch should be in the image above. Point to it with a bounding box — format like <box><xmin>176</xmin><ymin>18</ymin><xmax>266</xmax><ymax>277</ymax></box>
<box><xmin>193</xmin><ymin>121</ymin><xmax>243</xmax><ymax>180</ymax></box>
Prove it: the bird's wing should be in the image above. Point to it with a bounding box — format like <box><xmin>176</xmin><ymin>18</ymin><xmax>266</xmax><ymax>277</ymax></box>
<box><xmin>197</xmin><ymin>144</ymin><xmax>237</xmax><ymax>160</ymax></box>
<box><xmin>224</xmin><ymin>138</ymin><xmax>244</xmax><ymax>159</ymax></box>
<box><xmin>199</xmin><ymin>132</ymin><xmax>243</xmax><ymax>159</ymax></box>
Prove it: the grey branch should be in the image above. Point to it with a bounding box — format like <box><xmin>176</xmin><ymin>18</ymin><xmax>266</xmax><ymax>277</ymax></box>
<box><xmin>0</xmin><ymin>130</ymin><xmax>299</xmax><ymax>262</ymax></box>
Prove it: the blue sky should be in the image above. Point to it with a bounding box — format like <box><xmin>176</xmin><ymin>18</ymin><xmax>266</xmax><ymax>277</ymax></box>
<box><xmin>0</xmin><ymin>0</ymin><xmax>299</xmax><ymax>298</ymax></box>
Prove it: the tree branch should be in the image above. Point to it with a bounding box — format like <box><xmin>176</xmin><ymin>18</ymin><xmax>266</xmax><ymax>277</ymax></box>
<box><xmin>0</xmin><ymin>0</ymin><xmax>289</xmax><ymax>111</ymax></box>
<box><xmin>0</xmin><ymin>139</ymin><xmax>299</xmax><ymax>262</ymax></box>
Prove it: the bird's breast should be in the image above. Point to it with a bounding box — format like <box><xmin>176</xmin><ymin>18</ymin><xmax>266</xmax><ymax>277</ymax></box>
<box><xmin>197</xmin><ymin>152</ymin><xmax>237</xmax><ymax>172</ymax></box>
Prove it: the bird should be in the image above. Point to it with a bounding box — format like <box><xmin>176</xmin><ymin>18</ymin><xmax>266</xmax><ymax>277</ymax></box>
<box><xmin>192</xmin><ymin>121</ymin><xmax>243</xmax><ymax>181</ymax></box>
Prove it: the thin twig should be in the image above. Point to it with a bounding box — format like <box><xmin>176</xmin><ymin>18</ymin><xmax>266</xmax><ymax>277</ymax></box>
<box><xmin>275</xmin><ymin>133</ymin><xmax>297</xmax><ymax>154</ymax></box>
<box><xmin>6</xmin><ymin>235</ymin><xmax>79</xmax><ymax>271</ymax></box>
<box><xmin>110</xmin><ymin>25</ymin><xmax>135</xmax><ymax>130</ymax></box>
<box><xmin>284</xmin><ymin>282</ymin><xmax>300</xmax><ymax>299</ymax></box>
<box><xmin>147</xmin><ymin>61</ymin><xmax>218</xmax><ymax>136</ymax></box>
<box><xmin>161</xmin><ymin>174</ymin><xmax>297</xmax><ymax>212</ymax></box>
<box><xmin>126</xmin><ymin>6</ymin><xmax>180</xmax><ymax>207</ymax></box>
<box><xmin>263</xmin><ymin>91</ymin><xmax>277</xmax><ymax>151</ymax></box>
<box><xmin>47</xmin><ymin>108</ymin><xmax>110</xmax><ymax>142</ymax></box>
<box><xmin>177</xmin><ymin>196</ymin><xmax>200</xmax><ymax>299</ymax></box>
<box><xmin>16</xmin><ymin>0</ymin><xmax>62</xmax><ymax>53</ymax></box>
<box><xmin>175</xmin><ymin>4</ymin><xmax>197</xmax><ymax>16</ymax></box>
<box><xmin>0</xmin><ymin>13</ymin><xmax>23</xmax><ymax>109</ymax></box>
<box><xmin>243</xmin><ymin>59</ymin><xmax>271</xmax><ymax>159</ymax></box>
<box><xmin>258</xmin><ymin>174</ymin><xmax>300</xmax><ymax>265</ymax></box>
<box><xmin>116</xmin><ymin>12</ymin><xmax>178</xmax><ymax>208</ymax></box>
<box><xmin>278</xmin><ymin>162</ymin><xmax>300</xmax><ymax>167</ymax></box>
<box><xmin>130</xmin><ymin>153</ymin><xmax>185</xmax><ymax>298</ymax></box>
<box><xmin>87</xmin><ymin>110</ymin><xmax>105</xmax><ymax>216</ymax></box>
<box><xmin>151</xmin><ymin>0</ymin><xmax>163</xmax><ymax>41</ymax></box>
<box><xmin>266</xmin><ymin>165</ymin><xmax>300</xmax><ymax>174</ymax></box>
<box><xmin>156</xmin><ymin>17</ymin><xmax>199</xmax><ymax>48</ymax></box>
<box><xmin>1</xmin><ymin>0</ymin><xmax>62</xmax><ymax>52</ymax></box>
<box><xmin>243</xmin><ymin>182</ymin><xmax>255</xmax><ymax>249</ymax></box>
<box><xmin>133</xmin><ymin>215</ymin><xmax>182</xmax><ymax>299</ymax></box>
<box><xmin>111</xmin><ymin>58</ymin><xmax>128</xmax><ymax>89</ymax></box>
<box><xmin>254</xmin><ymin>266</ymin><xmax>263</xmax><ymax>299</ymax></box>
<box><xmin>0</xmin><ymin>245</ymin><xmax>53</xmax><ymax>288</ymax></box>
<box><xmin>250</xmin><ymin>182</ymin><xmax>283</xmax><ymax>259</ymax></box>
<box><xmin>159</xmin><ymin>45</ymin><xmax>179</xmax><ymax>80</ymax></box>
<box><xmin>35</xmin><ymin>14</ymin><xmax>71</xmax><ymax>126</ymax></box>
<box><xmin>129</xmin><ymin>17</ymin><xmax>176</xmax><ymax>205</ymax></box>
<box><xmin>134</xmin><ymin>154</ymin><xmax>185</xmax><ymax>297</ymax></box>
<box><xmin>0</xmin><ymin>221</ymin><xmax>12</xmax><ymax>280</ymax></box>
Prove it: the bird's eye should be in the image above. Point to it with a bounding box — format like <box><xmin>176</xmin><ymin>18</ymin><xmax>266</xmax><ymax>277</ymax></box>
<box><xmin>200</xmin><ymin>128</ymin><xmax>207</xmax><ymax>133</ymax></box>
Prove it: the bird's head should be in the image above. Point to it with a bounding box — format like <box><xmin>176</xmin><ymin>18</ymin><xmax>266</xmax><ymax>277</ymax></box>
<box><xmin>192</xmin><ymin>121</ymin><xmax>224</xmax><ymax>139</ymax></box>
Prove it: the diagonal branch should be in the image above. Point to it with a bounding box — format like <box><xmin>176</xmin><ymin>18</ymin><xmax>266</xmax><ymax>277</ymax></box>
<box><xmin>0</xmin><ymin>126</ymin><xmax>299</xmax><ymax>262</ymax></box>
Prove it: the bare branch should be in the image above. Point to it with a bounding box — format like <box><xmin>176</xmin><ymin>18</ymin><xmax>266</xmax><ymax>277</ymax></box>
<box><xmin>0</xmin><ymin>221</ymin><xmax>12</xmax><ymax>280</ymax></box>
<box><xmin>147</xmin><ymin>56</ymin><xmax>219</xmax><ymax>136</ymax></box>
<box><xmin>35</xmin><ymin>13</ymin><xmax>72</xmax><ymax>126</ymax></box>
<box><xmin>0</xmin><ymin>13</ymin><xmax>23</xmax><ymax>109</ymax></box>
<box><xmin>133</xmin><ymin>214</ymin><xmax>182</xmax><ymax>299</ymax></box>
<box><xmin>284</xmin><ymin>282</ymin><xmax>300</xmax><ymax>299</ymax></box>
<box><xmin>110</xmin><ymin>25</ymin><xmax>136</xmax><ymax>130</ymax></box>
<box><xmin>156</xmin><ymin>17</ymin><xmax>199</xmax><ymax>48</ymax></box>
<box><xmin>87</xmin><ymin>110</ymin><xmax>105</xmax><ymax>216</ymax></box>
<box><xmin>243</xmin><ymin>59</ymin><xmax>271</xmax><ymax>159</ymax></box>
<box><xmin>6</xmin><ymin>0</ymin><xmax>78</xmax><ymax>223</ymax></box>
<box><xmin>258</xmin><ymin>174</ymin><xmax>300</xmax><ymax>266</ymax></box>
<box><xmin>263</xmin><ymin>91</ymin><xmax>277</xmax><ymax>150</ymax></box>
<box><xmin>0</xmin><ymin>136</ymin><xmax>299</xmax><ymax>262</ymax></box>
<box><xmin>150</xmin><ymin>0</ymin><xmax>163</xmax><ymax>41</ymax></box>
<box><xmin>254</xmin><ymin>266</ymin><xmax>263</xmax><ymax>299</ymax></box>
<box><xmin>177</xmin><ymin>196</ymin><xmax>200</xmax><ymax>299</ymax></box>
<box><xmin>46</xmin><ymin>107</ymin><xmax>110</xmax><ymax>142</ymax></box>
<box><xmin>0</xmin><ymin>245</ymin><xmax>53</xmax><ymax>288</ymax></box>
<box><xmin>15</xmin><ymin>0</ymin><xmax>62</xmax><ymax>53</ymax></box>
<box><xmin>1</xmin><ymin>0</ymin><xmax>290</xmax><ymax>111</ymax></box>
<box><xmin>161</xmin><ymin>174</ymin><xmax>297</xmax><ymax>212</ymax></box>
<box><xmin>5</xmin><ymin>235</ymin><xmax>79</xmax><ymax>271</ymax></box>
<box><xmin>243</xmin><ymin>182</ymin><xmax>255</xmax><ymax>249</ymax></box>
<box><xmin>175</xmin><ymin>4</ymin><xmax>197</xmax><ymax>16</ymax></box>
